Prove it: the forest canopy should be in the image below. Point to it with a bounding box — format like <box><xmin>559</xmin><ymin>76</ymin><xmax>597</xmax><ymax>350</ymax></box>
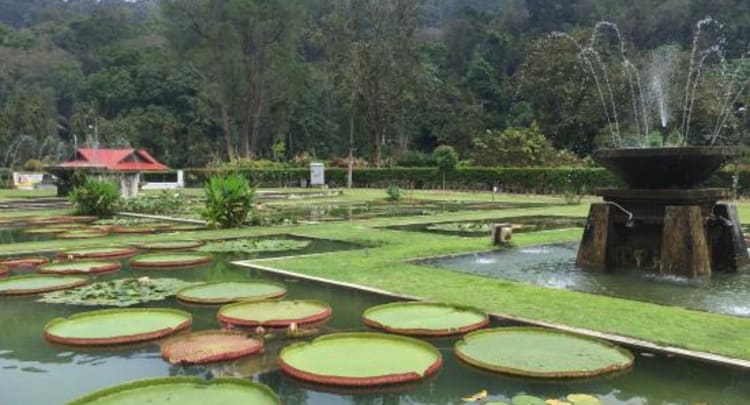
<box><xmin>1</xmin><ymin>0</ymin><xmax>748</xmax><ymax>169</ymax></box>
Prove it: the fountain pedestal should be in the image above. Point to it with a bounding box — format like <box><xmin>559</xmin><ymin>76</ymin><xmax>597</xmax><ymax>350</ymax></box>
<box><xmin>577</xmin><ymin>147</ymin><xmax>749</xmax><ymax>276</ymax></box>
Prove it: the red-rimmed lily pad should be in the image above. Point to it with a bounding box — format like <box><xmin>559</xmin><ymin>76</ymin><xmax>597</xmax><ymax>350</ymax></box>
<box><xmin>363</xmin><ymin>302</ymin><xmax>488</xmax><ymax>336</ymax></box>
<box><xmin>454</xmin><ymin>327</ymin><xmax>634</xmax><ymax>379</ymax></box>
<box><xmin>57</xmin><ymin>229</ymin><xmax>109</xmax><ymax>239</ymax></box>
<box><xmin>0</xmin><ymin>265</ymin><xmax>8</xmax><ymax>278</ymax></box>
<box><xmin>0</xmin><ymin>256</ymin><xmax>50</xmax><ymax>270</ymax></box>
<box><xmin>37</xmin><ymin>260</ymin><xmax>122</xmax><ymax>275</ymax></box>
<box><xmin>140</xmin><ymin>240</ymin><xmax>206</xmax><ymax>251</ymax></box>
<box><xmin>44</xmin><ymin>308</ymin><xmax>192</xmax><ymax>346</ymax></box>
<box><xmin>177</xmin><ymin>281</ymin><xmax>287</xmax><ymax>305</ymax></box>
<box><xmin>111</xmin><ymin>226</ymin><xmax>157</xmax><ymax>234</ymax></box>
<box><xmin>161</xmin><ymin>330</ymin><xmax>263</xmax><ymax>364</ymax></box>
<box><xmin>278</xmin><ymin>332</ymin><xmax>442</xmax><ymax>386</ymax></box>
<box><xmin>130</xmin><ymin>253</ymin><xmax>213</xmax><ymax>269</ymax></box>
<box><xmin>23</xmin><ymin>227</ymin><xmax>72</xmax><ymax>235</ymax></box>
<box><xmin>58</xmin><ymin>246</ymin><xmax>138</xmax><ymax>260</ymax></box>
<box><xmin>170</xmin><ymin>224</ymin><xmax>207</xmax><ymax>232</ymax></box>
<box><xmin>65</xmin><ymin>377</ymin><xmax>279</xmax><ymax>405</ymax></box>
<box><xmin>0</xmin><ymin>275</ymin><xmax>87</xmax><ymax>296</ymax></box>
<box><xmin>218</xmin><ymin>299</ymin><xmax>331</xmax><ymax>328</ymax></box>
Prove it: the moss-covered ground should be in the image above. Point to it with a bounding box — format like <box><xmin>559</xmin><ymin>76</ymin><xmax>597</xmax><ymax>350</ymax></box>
<box><xmin>3</xmin><ymin>188</ymin><xmax>750</xmax><ymax>361</ymax></box>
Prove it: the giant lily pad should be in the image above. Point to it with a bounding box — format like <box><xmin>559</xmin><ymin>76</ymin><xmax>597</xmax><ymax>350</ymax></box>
<box><xmin>177</xmin><ymin>281</ymin><xmax>287</xmax><ymax>305</ymax></box>
<box><xmin>65</xmin><ymin>377</ymin><xmax>279</xmax><ymax>405</ymax></box>
<box><xmin>58</xmin><ymin>229</ymin><xmax>108</xmax><ymax>239</ymax></box>
<box><xmin>454</xmin><ymin>327</ymin><xmax>634</xmax><ymax>378</ymax></box>
<box><xmin>38</xmin><ymin>260</ymin><xmax>121</xmax><ymax>275</ymax></box>
<box><xmin>161</xmin><ymin>330</ymin><xmax>263</xmax><ymax>364</ymax></box>
<box><xmin>218</xmin><ymin>299</ymin><xmax>331</xmax><ymax>328</ymax></box>
<box><xmin>59</xmin><ymin>246</ymin><xmax>138</xmax><ymax>260</ymax></box>
<box><xmin>44</xmin><ymin>308</ymin><xmax>192</xmax><ymax>346</ymax></box>
<box><xmin>363</xmin><ymin>302</ymin><xmax>488</xmax><ymax>336</ymax></box>
<box><xmin>130</xmin><ymin>253</ymin><xmax>213</xmax><ymax>269</ymax></box>
<box><xmin>24</xmin><ymin>227</ymin><xmax>71</xmax><ymax>235</ymax></box>
<box><xmin>0</xmin><ymin>265</ymin><xmax>7</xmax><ymax>278</ymax></box>
<box><xmin>0</xmin><ymin>256</ymin><xmax>50</xmax><ymax>270</ymax></box>
<box><xmin>111</xmin><ymin>225</ymin><xmax>157</xmax><ymax>234</ymax></box>
<box><xmin>0</xmin><ymin>275</ymin><xmax>87</xmax><ymax>296</ymax></box>
<box><xmin>279</xmin><ymin>332</ymin><xmax>442</xmax><ymax>386</ymax></box>
<box><xmin>38</xmin><ymin>278</ymin><xmax>195</xmax><ymax>307</ymax></box>
<box><xmin>140</xmin><ymin>240</ymin><xmax>205</xmax><ymax>251</ymax></box>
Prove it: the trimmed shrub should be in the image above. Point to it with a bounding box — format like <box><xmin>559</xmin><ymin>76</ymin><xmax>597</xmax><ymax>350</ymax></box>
<box><xmin>68</xmin><ymin>178</ymin><xmax>121</xmax><ymax>217</ymax></box>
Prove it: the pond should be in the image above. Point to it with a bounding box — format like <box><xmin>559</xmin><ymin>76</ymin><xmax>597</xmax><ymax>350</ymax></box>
<box><xmin>387</xmin><ymin>215</ymin><xmax>585</xmax><ymax>237</ymax></box>
<box><xmin>1</xmin><ymin>251</ymin><xmax>749</xmax><ymax>404</ymax></box>
<box><xmin>424</xmin><ymin>243</ymin><xmax>750</xmax><ymax>318</ymax></box>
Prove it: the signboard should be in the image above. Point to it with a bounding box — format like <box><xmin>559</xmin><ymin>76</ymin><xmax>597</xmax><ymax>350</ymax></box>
<box><xmin>12</xmin><ymin>172</ymin><xmax>44</xmax><ymax>190</ymax></box>
<box><xmin>310</xmin><ymin>163</ymin><xmax>325</xmax><ymax>186</ymax></box>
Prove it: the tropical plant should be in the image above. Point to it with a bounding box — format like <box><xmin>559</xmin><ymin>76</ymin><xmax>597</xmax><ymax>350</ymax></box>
<box><xmin>202</xmin><ymin>174</ymin><xmax>256</xmax><ymax>228</ymax></box>
<box><xmin>120</xmin><ymin>190</ymin><xmax>186</xmax><ymax>215</ymax></box>
<box><xmin>385</xmin><ymin>183</ymin><xmax>403</xmax><ymax>202</ymax></box>
<box><xmin>68</xmin><ymin>178</ymin><xmax>121</xmax><ymax>217</ymax></box>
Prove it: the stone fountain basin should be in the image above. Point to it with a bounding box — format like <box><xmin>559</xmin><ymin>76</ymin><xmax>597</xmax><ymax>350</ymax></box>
<box><xmin>594</xmin><ymin>147</ymin><xmax>740</xmax><ymax>189</ymax></box>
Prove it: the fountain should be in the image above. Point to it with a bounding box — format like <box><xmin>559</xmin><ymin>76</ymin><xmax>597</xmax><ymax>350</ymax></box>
<box><xmin>572</xmin><ymin>20</ymin><xmax>750</xmax><ymax>277</ymax></box>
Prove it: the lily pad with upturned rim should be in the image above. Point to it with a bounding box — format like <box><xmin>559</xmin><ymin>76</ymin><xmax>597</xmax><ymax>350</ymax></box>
<box><xmin>44</xmin><ymin>308</ymin><xmax>192</xmax><ymax>346</ymax></box>
<box><xmin>177</xmin><ymin>281</ymin><xmax>287</xmax><ymax>305</ymax></box>
<box><xmin>23</xmin><ymin>227</ymin><xmax>72</xmax><ymax>235</ymax></box>
<box><xmin>278</xmin><ymin>332</ymin><xmax>442</xmax><ymax>386</ymax></box>
<box><xmin>130</xmin><ymin>253</ymin><xmax>214</xmax><ymax>269</ymax></box>
<box><xmin>0</xmin><ymin>256</ymin><xmax>50</xmax><ymax>269</ymax></box>
<box><xmin>58</xmin><ymin>246</ymin><xmax>138</xmax><ymax>260</ymax></box>
<box><xmin>0</xmin><ymin>265</ymin><xmax>7</xmax><ymax>278</ymax></box>
<box><xmin>37</xmin><ymin>260</ymin><xmax>122</xmax><ymax>275</ymax></box>
<box><xmin>65</xmin><ymin>377</ymin><xmax>279</xmax><ymax>405</ymax></box>
<box><xmin>0</xmin><ymin>274</ymin><xmax>88</xmax><ymax>296</ymax></box>
<box><xmin>454</xmin><ymin>327</ymin><xmax>634</xmax><ymax>379</ymax></box>
<box><xmin>58</xmin><ymin>230</ymin><xmax>109</xmax><ymax>239</ymax></box>
<box><xmin>139</xmin><ymin>240</ymin><xmax>206</xmax><ymax>251</ymax></box>
<box><xmin>363</xmin><ymin>302</ymin><xmax>488</xmax><ymax>336</ymax></box>
<box><xmin>218</xmin><ymin>299</ymin><xmax>331</xmax><ymax>328</ymax></box>
<box><xmin>161</xmin><ymin>330</ymin><xmax>263</xmax><ymax>364</ymax></box>
<box><xmin>111</xmin><ymin>226</ymin><xmax>157</xmax><ymax>234</ymax></box>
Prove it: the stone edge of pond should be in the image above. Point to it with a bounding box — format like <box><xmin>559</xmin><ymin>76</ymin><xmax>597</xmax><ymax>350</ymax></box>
<box><xmin>234</xmin><ymin>259</ymin><xmax>750</xmax><ymax>371</ymax></box>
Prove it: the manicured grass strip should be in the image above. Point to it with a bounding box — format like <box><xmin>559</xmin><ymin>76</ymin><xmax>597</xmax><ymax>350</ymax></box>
<box><xmin>363</xmin><ymin>302</ymin><xmax>488</xmax><ymax>336</ymax></box>
<box><xmin>44</xmin><ymin>308</ymin><xmax>192</xmax><ymax>346</ymax></box>
<box><xmin>279</xmin><ymin>332</ymin><xmax>442</xmax><ymax>386</ymax></box>
<box><xmin>177</xmin><ymin>281</ymin><xmax>286</xmax><ymax>305</ymax></box>
<box><xmin>161</xmin><ymin>330</ymin><xmax>263</xmax><ymax>364</ymax></box>
<box><xmin>65</xmin><ymin>377</ymin><xmax>279</xmax><ymax>405</ymax></box>
<box><xmin>218</xmin><ymin>299</ymin><xmax>331</xmax><ymax>328</ymax></box>
<box><xmin>0</xmin><ymin>275</ymin><xmax>87</xmax><ymax>296</ymax></box>
<box><xmin>455</xmin><ymin>327</ymin><xmax>633</xmax><ymax>378</ymax></box>
<box><xmin>130</xmin><ymin>253</ymin><xmax>213</xmax><ymax>269</ymax></box>
<box><xmin>37</xmin><ymin>260</ymin><xmax>121</xmax><ymax>275</ymax></box>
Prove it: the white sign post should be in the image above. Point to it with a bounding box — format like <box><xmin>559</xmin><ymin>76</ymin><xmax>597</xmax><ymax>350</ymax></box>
<box><xmin>310</xmin><ymin>163</ymin><xmax>325</xmax><ymax>187</ymax></box>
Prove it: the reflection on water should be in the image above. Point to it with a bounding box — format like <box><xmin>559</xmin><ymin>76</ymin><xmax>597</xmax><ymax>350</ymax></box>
<box><xmin>0</xmin><ymin>254</ymin><xmax>749</xmax><ymax>404</ymax></box>
<box><xmin>425</xmin><ymin>243</ymin><xmax>750</xmax><ymax>318</ymax></box>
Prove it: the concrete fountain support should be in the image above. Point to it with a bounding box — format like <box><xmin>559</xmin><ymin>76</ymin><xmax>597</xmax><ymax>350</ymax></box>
<box><xmin>577</xmin><ymin>147</ymin><xmax>749</xmax><ymax>277</ymax></box>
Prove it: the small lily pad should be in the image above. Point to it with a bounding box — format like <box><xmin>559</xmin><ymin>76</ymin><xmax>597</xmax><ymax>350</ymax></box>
<box><xmin>130</xmin><ymin>253</ymin><xmax>214</xmax><ymax>269</ymax></box>
<box><xmin>177</xmin><ymin>281</ymin><xmax>287</xmax><ymax>304</ymax></box>
<box><xmin>566</xmin><ymin>394</ymin><xmax>602</xmax><ymax>405</ymax></box>
<box><xmin>512</xmin><ymin>395</ymin><xmax>546</xmax><ymax>405</ymax></box>
<box><xmin>38</xmin><ymin>260</ymin><xmax>121</xmax><ymax>275</ymax></box>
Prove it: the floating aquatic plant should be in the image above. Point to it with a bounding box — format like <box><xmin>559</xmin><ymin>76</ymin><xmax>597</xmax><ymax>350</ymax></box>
<box><xmin>199</xmin><ymin>238</ymin><xmax>310</xmax><ymax>254</ymax></box>
<box><xmin>38</xmin><ymin>277</ymin><xmax>196</xmax><ymax>307</ymax></box>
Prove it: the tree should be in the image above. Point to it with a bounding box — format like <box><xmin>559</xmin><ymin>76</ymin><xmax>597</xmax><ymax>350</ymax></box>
<box><xmin>433</xmin><ymin>144</ymin><xmax>459</xmax><ymax>189</ymax></box>
<box><xmin>471</xmin><ymin>123</ymin><xmax>580</xmax><ymax>167</ymax></box>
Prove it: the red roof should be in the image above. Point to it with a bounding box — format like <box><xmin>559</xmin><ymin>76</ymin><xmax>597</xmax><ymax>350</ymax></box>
<box><xmin>59</xmin><ymin>149</ymin><xmax>169</xmax><ymax>172</ymax></box>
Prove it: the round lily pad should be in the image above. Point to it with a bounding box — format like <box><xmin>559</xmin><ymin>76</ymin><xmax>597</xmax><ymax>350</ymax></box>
<box><xmin>24</xmin><ymin>227</ymin><xmax>71</xmax><ymax>235</ymax></box>
<box><xmin>0</xmin><ymin>275</ymin><xmax>87</xmax><ymax>296</ymax></box>
<box><xmin>44</xmin><ymin>308</ymin><xmax>192</xmax><ymax>346</ymax></box>
<box><xmin>111</xmin><ymin>226</ymin><xmax>157</xmax><ymax>234</ymax></box>
<box><xmin>566</xmin><ymin>394</ymin><xmax>602</xmax><ymax>405</ymax></box>
<box><xmin>218</xmin><ymin>299</ymin><xmax>332</xmax><ymax>328</ymax></box>
<box><xmin>161</xmin><ymin>330</ymin><xmax>263</xmax><ymax>364</ymax></box>
<box><xmin>278</xmin><ymin>332</ymin><xmax>442</xmax><ymax>386</ymax></box>
<box><xmin>0</xmin><ymin>265</ymin><xmax>8</xmax><ymax>278</ymax></box>
<box><xmin>0</xmin><ymin>256</ymin><xmax>50</xmax><ymax>269</ymax></box>
<box><xmin>130</xmin><ymin>253</ymin><xmax>214</xmax><ymax>269</ymax></box>
<box><xmin>454</xmin><ymin>327</ymin><xmax>634</xmax><ymax>378</ymax></box>
<box><xmin>363</xmin><ymin>302</ymin><xmax>488</xmax><ymax>336</ymax></box>
<box><xmin>140</xmin><ymin>240</ymin><xmax>206</xmax><ymax>251</ymax></box>
<box><xmin>37</xmin><ymin>260</ymin><xmax>122</xmax><ymax>275</ymax></box>
<box><xmin>59</xmin><ymin>246</ymin><xmax>138</xmax><ymax>260</ymax></box>
<box><xmin>511</xmin><ymin>395</ymin><xmax>545</xmax><ymax>405</ymax></box>
<box><xmin>170</xmin><ymin>224</ymin><xmax>207</xmax><ymax>232</ymax></box>
<box><xmin>58</xmin><ymin>230</ymin><xmax>109</xmax><ymax>239</ymax></box>
<box><xmin>177</xmin><ymin>281</ymin><xmax>287</xmax><ymax>305</ymax></box>
<box><xmin>65</xmin><ymin>377</ymin><xmax>279</xmax><ymax>405</ymax></box>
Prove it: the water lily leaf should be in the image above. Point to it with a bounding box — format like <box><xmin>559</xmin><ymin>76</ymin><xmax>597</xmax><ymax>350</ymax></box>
<box><xmin>566</xmin><ymin>394</ymin><xmax>602</xmax><ymax>405</ymax></box>
<box><xmin>512</xmin><ymin>395</ymin><xmax>546</xmax><ymax>405</ymax></box>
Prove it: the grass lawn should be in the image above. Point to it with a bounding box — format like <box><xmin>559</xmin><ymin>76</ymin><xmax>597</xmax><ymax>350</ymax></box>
<box><xmin>3</xmin><ymin>189</ymin><xmax>750</xmax><ymax>361</ymax></box>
